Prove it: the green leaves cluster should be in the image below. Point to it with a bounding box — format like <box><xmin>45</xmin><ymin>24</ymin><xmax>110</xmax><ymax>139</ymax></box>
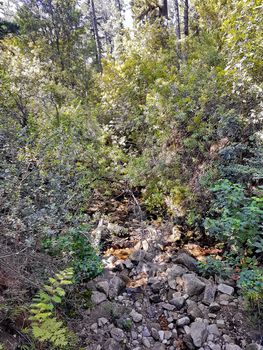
<box><xmin>205</xmin><ymin>180</ymin><xmax>263</xmax><ymax>255</ymax></box>
<box><xmin>29</xmin><ymin>268</ymin><xmax>74</xmax><ymax>348</ymax></box>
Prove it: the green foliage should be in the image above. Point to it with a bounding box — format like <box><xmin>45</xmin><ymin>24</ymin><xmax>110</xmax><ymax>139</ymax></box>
<box><xmin>205</xmin><ymin>180</ymin><xmax>263</xmax><ymax>254</ymax></box>
<box><xmin>198</xmin><ymin>256</ymin><xmax>232</xmax><ymax>279</ymax></box>
<box><xmin>29</xmin><ymin>268</ymin><xmax>73</xmax><ymax>348</ymax></box>
<box><xmin>43</xmin><ymin>225</ymin><xmax>103</xmax><ymax>282</ymax></box>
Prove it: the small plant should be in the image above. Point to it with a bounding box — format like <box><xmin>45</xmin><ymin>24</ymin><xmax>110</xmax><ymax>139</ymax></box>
<box><xmin>29</xmin><ymin>268</ymin><xmax>74</xmax><ymax>348</ymax></box>
<box><xmin>198</xmin><ymin>256</ymin><xmax>233</xmax><ymax>279</ymax></box>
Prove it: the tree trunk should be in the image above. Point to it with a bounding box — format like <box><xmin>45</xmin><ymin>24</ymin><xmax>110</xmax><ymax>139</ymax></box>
<box><xmin>174</xmin><ymin>0</ymin><xmax>181</xmax><ymax>39</ymax></box>
<box><xmin>89</xmin><ymin>0</ymin><xmax>102</xmax><ymax>71</ymax></box>
<box><xmin>160</xmin><ymin>0</ymin><xmax>168</xmax><ymax>19</ymax></box>
<box><xmin>183</xmin><ymin>0</ymin><xmax>189</xmax><ymax>36</ymax></box>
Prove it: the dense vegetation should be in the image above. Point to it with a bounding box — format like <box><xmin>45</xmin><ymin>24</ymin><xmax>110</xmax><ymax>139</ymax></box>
<box><xmin>0</xmin><ymin>0</ymin><xmax>262</xmax><ymax>348</ymax></box>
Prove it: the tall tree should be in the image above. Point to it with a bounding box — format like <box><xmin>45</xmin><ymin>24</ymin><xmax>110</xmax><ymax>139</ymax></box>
<box><xmin>183</xmin><ymin>0</ymin><xmax>189</xmax><ymax>36</ymax></box>
<box><xmin>89</xmin><ymin>0</ymin><xmax>102</xmax><ymax>71</ymax></box>
<box><xmin>174</xmin><ymin>0</ymin><xmax>181</xmax><ymax>39</ymax></box>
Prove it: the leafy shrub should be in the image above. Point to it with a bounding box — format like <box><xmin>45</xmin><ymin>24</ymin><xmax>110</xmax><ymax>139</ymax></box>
<box><xmin>198</xmin><ymin>256</ymin><xmax>233</xmax><ymax>279</ymax></box>
<box><xmin>29</xmin><ymin>268</ymin><xmax>74</xmax><ymax>348</ymax></box>
<box><xmin>43</xmin><ymin>225</ymin><xmax>103</xmax><ymax>281</ymax></box>
<box><xmin>204</xmin><ymin>180</ymin><xmax>263</xmax><ymax>255</ymax></box>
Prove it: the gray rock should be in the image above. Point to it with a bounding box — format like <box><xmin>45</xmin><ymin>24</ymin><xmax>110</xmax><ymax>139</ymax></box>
<box><xmin>142</xmin><ymin>326</ymin><xmax>151</xmax><ymax>337</ymax></box>
<box><xmin>177</xmin><ymin>316</ymin><xmax>190</xmax><ymax>326</ymax></box>
<box><xmin>208</xmin><ymin>343</ymin><xmax>221</xmax><ymax>350</ymax></box>
<box><xmin>130</xmin><ymin>309</ymin><xmax>143</xmax><ymax>323</ymax></box>
<box><xmin>167</xmin><ymin>264</ymin><xmax>187</xmax><ymax>278</ymax></box>
<box><xmin>98</xmin><ymin>317</ymin><xmax>108</xmax><ymax>327</ymax></box>
<box><xmin>164</xmin><ymin>330</ymin><xmax>172</xmax><ymax>339</ymax></box>
<box><xmin>151</xmin><ymin>281</ymin><xmax>163</xmax><ymax>293</ymax></box>
<box><xmin>96</xmin><ymin>281</ymin><xmax>110</xmax><ymax>296</ymax></box>
<box><xmin>142</xmin><ymin>337</ymin><xmax>151</xmax><ymax>348</ymax></box>
<box><xmin>174</xmin><ymin>253</ymin><xmax>198</xmax><ymax>271</ymax></box>
<box><xmin>207</xmin><ymin>324</ymin><xmax>220</xmax><ymax>336</ymax></box>
<box><xmin>152</xmin><ymin>343</ymin><xmax>166</xmax><ymax>350</ymax></box>
<box><xmin>187</xmin><ymin>303</ymin><xmax>204</xmax><ymax>319</ymax></box>
<box><xmin>246</xmin><ymin>344</ymin><xmax>262</xmax><ymax>350</ymax></box>
<box><xmin>183</xmin><ymin>334</ymin><xmax>196</xmax><ymax>350</ymax></box>
<box><xmin>183</xmin><ymin>274</ymin><xmax>206</xmax><ymax>296</ymax></box>
<box><xmin>91</xmin><ymin>291</ymin><xmax>107</xmax><ymax>305</ymax></box>
<box><xmin>217</xmin><ymin>283</ymin><xmax>234</xmax><ymax>296</ymax></box>
<box><xmin>108</xmin><ymin>276</ymin><xmax>126</xmax><ymax>299</ymax></box>
<box><xmin>151</xmin><ymin>328</ymin><xmax>159</xmax><ymax>340</ymax></box>
<box><xmin>123</xmin><ymin>259</ymin><xmax>133</xmax><ymax>269</ymax></box>
<box><xmin>103</xmin><ymin>339</ymin><xmax>122</xmax><ymax>350</ymax></box>
<box><xmin>203</xmin><ymin>284</ymin><xmax>216</xmax><ymax>305</ymax></box>
<box><xmin>190</xmin><ymin>321</ymin><xmax>208</xmax><ymax>347</ymax></box>
<box><xmin>110</xmin><ymin>327</ymin><xmax>125</xmax><ymax>341</ymax></box>
<box><xmin>170</xmin><ymin>296</ymin><xmax>185</xmax><ymax>309</ymax></box>
<box><xmin>209</xmin><ymin>302</ymin><xmax>221</xmax><ymax>313</ymax></box>
<box><xmin>159</xmin><ymin>330</ymin><xmax>165</xmax><ymax>341</ymax></box>
<box><xmin>162</xmin><ymin>303</ymin><xmax>176</xmax><ymax>311</ymax></box>
<box><xmin>225</xmin><ymin>345</ymin><xmax>242</xmax><ymax>350</ymax></box>
<box><xmin>216</xmin><ymin>319</ymin><xmax>225</xmax><ymax>328</ymax></box>
<box><xmin>130</xmin><ymin>249</ymin><xmax>145</xmax><ymax>263</ymax></box>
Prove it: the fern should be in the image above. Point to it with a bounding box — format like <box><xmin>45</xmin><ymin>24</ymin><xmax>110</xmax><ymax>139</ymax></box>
<box><xmin>29</xmin><ymin>268</ymin><xmax>73</xmax><ymax>348</ymax></box>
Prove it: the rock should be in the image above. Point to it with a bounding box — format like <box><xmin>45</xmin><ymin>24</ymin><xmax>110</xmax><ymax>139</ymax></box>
<box><xmin>98</xmin><ymin>317</ymin><xmax>108</xmax><ymax>327</ymax></box>
<box><xmin>130</xmin><ymin>309</ymin><xmax>143</xmax><ymax>323</ymax></box>
<box><xmin>203</xmin><ymin>284</ymin><xmax>216</xmax><ymax>305</ymax></box>
<box><xmin>96</xmin><ymin>281</ymin><xmax>110</xmax><ymax>296</ymax></box>
<box><xmin>130</xmin><ymin>249</ymin><xmax>145</xmax><ymax>263</ymax></box>
<box><xmin>123</xmin><ymin>259</ymin><xmax>133</xmax><ymax>269</ymax></box>
<box><xmin>174</xmin><ymin>253</ymin><xmax>198</xmax><ymax>272</ymax></box>
<box><xmin>187</xmin><ymin>303</ymin><xmax>204</xmax><ymax>320</ymax></box>
<box><xmin>168</xmin><ymin>279</ymin><xmax>177</xmax><ymax>289</ymax></box>
<box><xmin>152</xmin><ymin>343</ymin><xmax>165</xmax><ymax>350</ymax></box>
<box><xmin>151</xmin><ymin>328</ymin><xmax>159</xmax><ymax>340</ymax></box>
<box><xmin>151</xmin><ymin>281</ymin><xmax>163</xmax><ymax>293</ymax></box>
<box><xmin>142</xmin><ymin>326</ymin><xmax>151</xmax><ymax>337</ymax></box>
<box><xmin>168</xmin><ymin>264</ymin><xmax>187</xmax><ymax>278</ymax></box>
<box><xmin>170</xmin><ymin>296</ymin><xmax>185</xmax><ymax>309</ymax></box>
<box><xmin>225</xmin><ymin>345</ymin><xmax>242</xmax><ymax>350</ymax></box>
<box><xmin>209</xmin><ymin>302</ymin><xmax>221</xmax><ymax>313</ymax></box>
<box><xmin>164</xmin><ymin>330</ymin><xmax>172</xmax><ymax>339</ymax></box>
<box><xmin>91</xmin><ymin>291</ymin><xmax>107</xmax><ymax>305</ymax></box>
<box><xmin>108</xmin><ymin>276</ymin><xmax>126</xmax><ymax>299</ymax></box>
<box><xmin>207</xmin><ymin>324</ymin><xmax>220</xmax><ymax>336</ymax></box>
<box><xmin>142</xmin><ymin>240</ymin><xmax>149</xmax><ymax>251</ymax></box>
<box><xmin>150</xmin><ymin>294</ymin><xmax>161</xmax><ymax>303</ymax></box>
<box><xmin>103</xmin><ymin>339</ymin><xmax>122</xmax><ymax>350</ymax></box>
<box><xmin>177</xmin><ymin>316</ymin><xmax>190</xmax><ymax>326</ymax></box>
<box><xmin>246</xmin><ymin>344</ymin><xmax>262</xmax><ymax>350</ymax></box>
<box><xmin>159</xmin><ymin>330</ymin><xmax>165</xmax><ymax>341</ymax></box>
<box><xmin>183</xmin><ymin>334</ymin><xmax>196</xmax><ymax>350</ymax></box>
<box><xmin>217</xmin><ymin>283</ymin><xmax>234</xmax><ymax>296</ymax></box>
<box><xmin>183</xmin><ymin>274</ymin><xmax>206</xmax><ymax>296</ymax></box>
<box><xmin>208</xmin><ymin>343</ymin><xmax>221</xmax><ymax>350</ymax></box>
<box><xmin>162</xmin><ymin>302</ymin><xmax>176</xmax><ymax>311</ymax></box>
<box><xmin>142</xmin><ymin>337</ymin><xmax>151</xmax><ymax>348</ymax></box>
<box><xmin>190</xmin><ymin>321</ymin><xmax>208</xmax><ymax>347</ymax></box>
<box><xmin>216</xmin><ymin>319</ymin><xmax>225</xmax><ymax>328</ymax></box>
<box><xmin>110</xmin><ymin>327</ymin><xmax>125</xmax><ymax>341</ymax></box>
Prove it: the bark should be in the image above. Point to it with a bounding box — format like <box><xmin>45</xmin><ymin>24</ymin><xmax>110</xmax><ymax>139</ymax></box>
<box><xmin>89</xmin><ymin>0</ymin><xmax>102</xmax><ymax>71</ymax></box>
<box><xmin>160</xmin><ymin>0</ymin><xmax>168</xmax><ymax>19</ymax></box>
<box><xmin>174</xmin><ymin>0</ymin><xmax>181</xmax><ymax>39</ymax></box>
<box><xmin>183</xmin><ymin>0</ymin><xmax>189</xmax><ymax>36</ymax></box>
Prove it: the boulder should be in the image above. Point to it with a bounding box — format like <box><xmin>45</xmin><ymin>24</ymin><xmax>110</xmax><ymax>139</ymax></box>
<box><xmin>183</xmin><ymin>274</ymin><xmax>206</xmax><ymax>296</ymax></box>
<box><xmin>190</xmin><ymin>320</ymin><xmax>208</xmax><ymax>347</ymax></box>
<box><xmin>174</xmin><ymin>253</ymin><xmax>198</xmax><ymax>272</ymax></box>
<box><xmin>108</xmin><ymin>276</ymin><xmax>126</xmax><ymax>300</ymax></box>
<box><xmin>91</xmin><ymin>291</ymin><xmax>107</xmax><ymax>305</ymax></box>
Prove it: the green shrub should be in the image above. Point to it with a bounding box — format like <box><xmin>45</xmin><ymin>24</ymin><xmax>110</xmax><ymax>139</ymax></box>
<box><xmin>204</xmin><ymin>180</ymin><xmax>263</xmax><ymax>255</ymax></box>
<box><xmin>198</xmin><ymin>256</ymin><xmax>233</xmax><ymax>279</ymax></box>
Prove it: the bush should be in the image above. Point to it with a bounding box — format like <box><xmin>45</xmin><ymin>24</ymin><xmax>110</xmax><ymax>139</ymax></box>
<box><xmin>204</xmin><ymin>180</ymin><xmax>263</xmax><ymax>256</ymax></box>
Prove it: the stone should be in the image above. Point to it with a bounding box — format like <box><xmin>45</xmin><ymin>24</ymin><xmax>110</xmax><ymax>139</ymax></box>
<box><xmin>130</xmin><ymin>309</ymin><xmax>143</xmax><ymax>323</ymax></box>
<box><xmin>177</xmin><ymin>316</ymin><xmax>190</xmax><ymax>326</ymax></box>
<box><xmin>246</xmin><ymin>344</ymin><xmax>262</xmax><ymax>350</ymax></box>
<box><xmin>225</xmin><ymin>345</ymin><xmax>242</xmax><ymax>350</ymax></box>
<box><xmin>153</xmin><ymin>344</ymin><xmax>165</xmax><ymax>350</ymax></box>
<box><xmin>162</xmin><ymin>303</ymin><xmax>176</xmax><ymax>311</ymax></box>
<box><xmin>216</xmin><ymin>319</ymin><xmax>225</xmax><ymax>328</ymax></box>
<box><xmin>208</xmin><ymin>343</ymin><xmax>221</xmax><ymax>350</ymax></box>
<box><xmin>170</xmin><ymin>296</ymin><xmax>185</xmax><ymax>309</ymax></box>
<box><xmin>174</xmin><ymin>253</ymin><xmax>198</xmax><ymax>272</ymax></box>
<box><xmin>151</xmin><ymin>328</ymin><xmax>159</xmax><ymax>340</ymax></box>
<box><xmin>168</xmin><ymin>279</ymin><xmax>177</xmax><ymax>290</ymax></box>
<box><xmin>130</xmin><ymin>249</ymin><xmax>145</xmax><ymax>263</ymax></box>
<box><xmin>190</xmin><ymin>321</ymin><xmax>208</xmax><ymax>347</ymax></box>
<box><xmin>167</xmin><ymin>264</ymin><xmax>187</xmax><ymax>278</ymax></box>
<box><xmin>209</xmin><ymin>302</ymin><xmax>221</xmax><ymax>313</ymax></box>
<box><xmin>203</xmin><ymin>284</ymin><xmax>216</xmax><ymax>305</ymax></box>
<box><xmin>110</xmin><ymin>327</ymin><xmax>125</xmax><ymax>341</ymax></box>
<box><xmin>142</xmin><ymin>337</ymin><xmax>151</xmax><ymax>348</ymax></box>
<box><xmin>142</xmin><ymin>326</ymin><xmax>151</xmax><ymax>337</ymax></box>
<box><xmin>123</xmin><ymin>259</ymin><xmax>133</xmax><ymax>269</ymax></box>
<box><xmin>151</xmin><ymin>281</ymin><xmax>163</xmax><ymax>293</ymax></box>
<box><xmin>91</xmin><ymin>291</ymin><xmax>107</xmax><ymax>305</ymax></box>
<box><xmin>208</xmin><ymin>324</ymin><xmax>220</xmax><ymax>337</ymax></box>
<box><xmin>164</xmin><ymin>330</ymin><xmax>172</xmax><ymax>339</ymax></box>
<box><xmin>96</xmin><ymin>281</ymin><xmax>110</xmax><ymax>296</ymax></box>
<box><xmin>187</xmin><ymin>303</ymin><xmax>204</xmax><ymax>320</ymax></box>
<box><xmin>159</xmin><ymin>330</ymin><xmax>165</xmax><ymax>341</ymax></box>
<box><xmin>183</xmin><ymin>334</ymin><xmax>196</xmax><ymax>350</ymax></box>
<box><xmin>108</xmin><ymin>276</ymin><xmax>126</xmax><ymax>299</ymax></box>
<box><xmin>183</xmin><ymin>274</ymin><xmax>206</xmax><ymax>296</ymax></box>
<box><xmin>217</xmin><ymin>283</ymin><xmax>234</xmax><ymax>296</ymax></box>
<box><xmin>103</xmin><ymin>339</ymin><xmax>122</xmax><ymax>350</ymax></box>
<box><xmin>98</xmin><ymin>317</ymin><xmax>108</xmax><ymax>327</ymax></box>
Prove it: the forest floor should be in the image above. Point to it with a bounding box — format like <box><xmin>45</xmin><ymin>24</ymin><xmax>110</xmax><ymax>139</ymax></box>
<box><xmin>0</xmin><ymin>195</ymin><xmax>262</xmax><ymax>350</ymax></box>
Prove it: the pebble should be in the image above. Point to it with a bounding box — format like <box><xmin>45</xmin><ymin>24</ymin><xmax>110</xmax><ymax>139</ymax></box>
<box><xmin>177</xmin><ymin>316</ymin><xmax>191</xmax><ymax>326</ymax></box>
<box><xmin>130</xmin><ymin>309</ymin><xmax>143</xmax><ymax>323</ymax></box>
